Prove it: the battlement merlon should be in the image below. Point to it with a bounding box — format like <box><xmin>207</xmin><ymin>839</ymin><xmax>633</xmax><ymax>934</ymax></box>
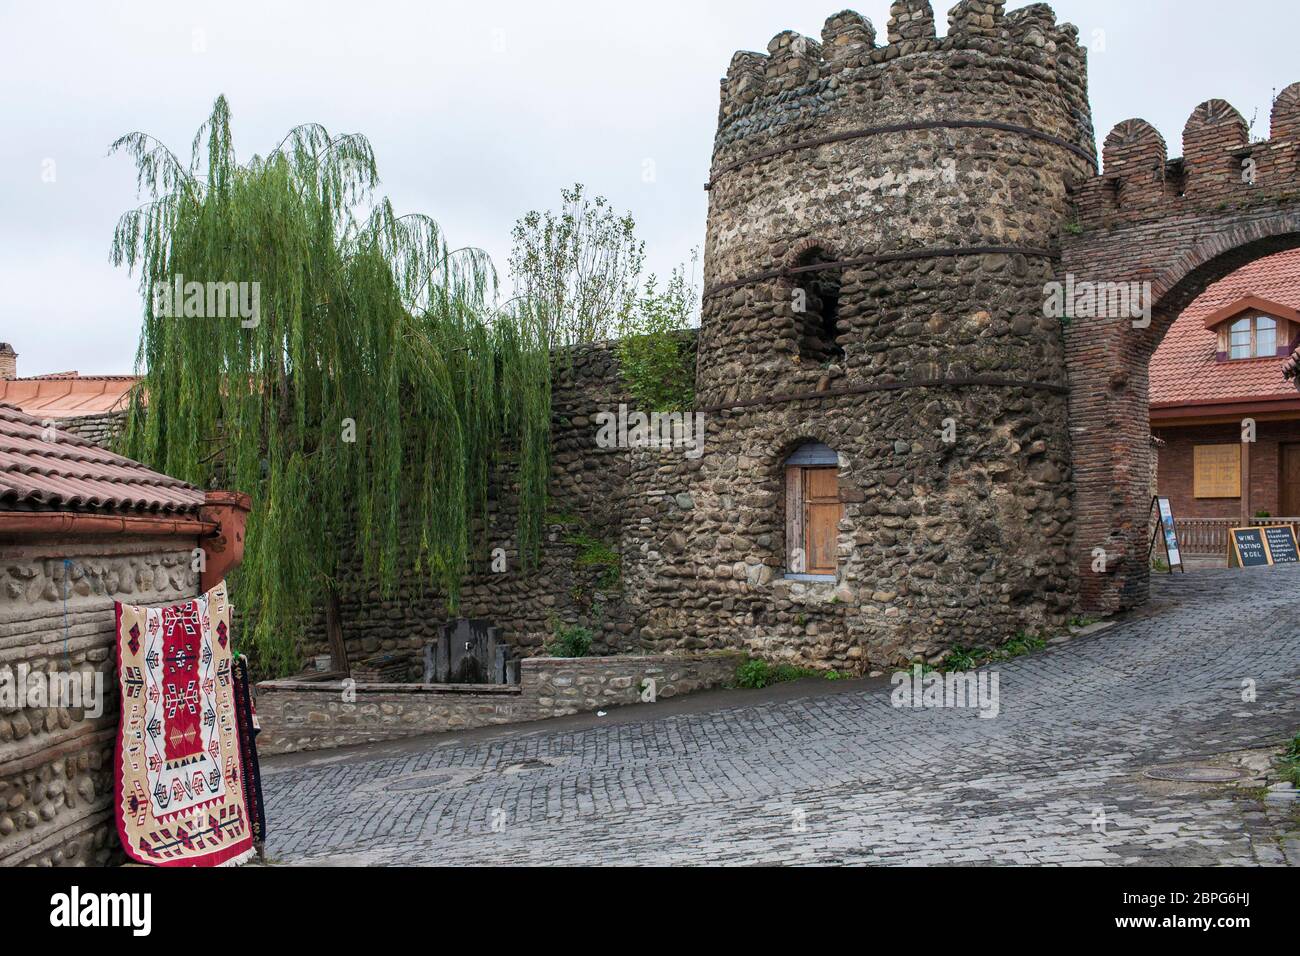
<box><xmin>1073</xmin><ymin>83</ymin><xmax>1300</xmax><ymax>230</ymax></box>
<box><xmin>717</xmin><ymin>4</ymin><xmax>1088</xmax><ymax>134</ymax></box>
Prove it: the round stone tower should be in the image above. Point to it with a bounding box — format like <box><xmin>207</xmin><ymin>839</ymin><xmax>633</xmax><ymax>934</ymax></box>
<box><xmin>645</xmin><ymin>2</ymin><xmax>1095</xmax><ymax>670</ymax></box>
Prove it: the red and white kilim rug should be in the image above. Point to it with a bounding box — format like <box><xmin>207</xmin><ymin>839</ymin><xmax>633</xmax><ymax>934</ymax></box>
<box><xmin>114</xmin><ymin>581</ymin><xmax>255</xmax><ymax>867</ymax></box>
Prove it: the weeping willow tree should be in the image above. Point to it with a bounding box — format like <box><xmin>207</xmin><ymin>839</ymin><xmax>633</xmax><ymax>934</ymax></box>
<box><xmin>110</xmin><ymin>96</ymin><xmax>552</xmax><ymax>677</ymax></box>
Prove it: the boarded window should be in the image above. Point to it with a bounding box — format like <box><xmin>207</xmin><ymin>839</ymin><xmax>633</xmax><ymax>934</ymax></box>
<box><xmin>1193</xmin><ymin>444</ymin><xmax>1241</xmax><ymax>498</ymax></box>
<box><xmin>785</xmin><ymin>443</ymin><xmax>842</xmax><ymax>575</ymax></box>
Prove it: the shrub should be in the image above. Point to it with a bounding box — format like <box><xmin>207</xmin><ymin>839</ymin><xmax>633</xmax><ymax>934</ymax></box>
<box><xmin>547</xmin><ymin>622</ymin><xmax>593</xmax><ymax>658</ymax></box>
<box><xmin>1282</xmin><ymin>732</ymin><xmax>1300</xmax><ymax>788</ymax></box>
<box><xmin>733</xmin><ymin>658</ymin><xmax>822</xmax><ymax>689</ymax></box>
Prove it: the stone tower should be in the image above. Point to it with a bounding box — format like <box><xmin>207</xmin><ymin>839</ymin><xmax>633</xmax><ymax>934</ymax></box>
<box><xmin>637</xmin><ymin>2</ymin><xmax>1096</xmax><ymax>670</ymax></box>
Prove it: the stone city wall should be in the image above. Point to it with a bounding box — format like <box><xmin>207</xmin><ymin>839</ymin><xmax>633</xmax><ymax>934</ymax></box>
<box><xmin>302</xmin><ymin>3</ymin><xmax>1098</xmax><ymax>675</ymax></box>
<box><xmin>51</xmin><ymin>411</ymin><xmax>128</xmax><ymax>449</ymax></box>
<box><xmin>255</xmin><ymin>652</ymin><xmax>743</xmax><ymax>755</ymax></box>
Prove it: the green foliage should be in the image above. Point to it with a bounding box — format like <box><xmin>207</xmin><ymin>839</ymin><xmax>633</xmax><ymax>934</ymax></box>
<box><xmin>1255</xmin><ymin>510</ymin><xmax>1272</xmax><ymax>519</ymax></box>
<box><xmin>110</xmin><ymin>97</ymin><xmax>552</xmax><ymax>677</ymax></box>
<box><xmin>616</xmin><ymin>256</ymin><xmax>698</xmax><ymax>412</ymax></box>
<box><xmin>733</xmin><ymin>658</ymin><xmax>822</xmax><ymax>689</ymax></box>
<box><xmin>547</xmin><ymin>622</ymin><xmax>594</xmax><ymax>659</ymax></box>
<box><xmin>1068</xmin><ymin>615</ymin><xmax>1099</xmax><ymax>629</ymax></box>
<box><xmin>938</xmin><ymin>632</ymin><xmax>1047</xmax><ymax>672</ymax></box>
<box><xmin>941</xmin><ymin>646</ymin><xmax>980</xmax><ymax>672</ymax></box>
<box><xmin>509</xmin><ymin>183</ymin><xmax>644</xmax><ymax>347</ymax></box>
<box><xmin>565</xmin><ymin>532</ymin><xmax>621</xmax><ymax>589</ymax></box>
<box><xmin>997</xmin><ymin>632</ymin><xmax>1048</xmax><ymax>660</ymax></box>
<box><xmin>1282</xmin><ymin>732</ymin><xmax>1300</xmax><ymax>788</ymax></box>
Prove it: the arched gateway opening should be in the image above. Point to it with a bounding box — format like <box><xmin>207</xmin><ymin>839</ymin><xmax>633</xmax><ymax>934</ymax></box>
<box><xmin>1063</xmin><ymin>86</ymin><xmax>1300</xmax><ymax>613</ymax></box>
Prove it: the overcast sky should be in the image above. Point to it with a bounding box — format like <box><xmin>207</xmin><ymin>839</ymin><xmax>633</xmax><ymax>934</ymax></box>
<box><xmin>2</xmin><ymin>0</ymin><xmax>1296</xmax><ymax>376</ymax></box>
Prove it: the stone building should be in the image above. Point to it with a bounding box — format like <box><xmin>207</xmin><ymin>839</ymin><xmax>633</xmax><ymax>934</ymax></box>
<box><xmin>675</xmin><ymin>0</ymin><xmax>1092</xmax><ymax>666</ymax></box>
<box><xmin>0</xmin><ymin>403</ymin><xmax>247</xmax><ymax>866</ymax></box>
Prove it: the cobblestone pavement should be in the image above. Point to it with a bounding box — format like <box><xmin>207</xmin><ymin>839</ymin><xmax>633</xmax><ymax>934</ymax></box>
<box><xmin>263</xmin><ymin>568</ymin><xmax>1300</xmax><ymax>866</ymax></box>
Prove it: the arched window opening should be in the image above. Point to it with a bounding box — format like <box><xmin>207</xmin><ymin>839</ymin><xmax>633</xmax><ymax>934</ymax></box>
<box><xmin>784</xmin><ymin>442</ymin><xmax>842</xmax><ymax>578</ymax></box>
<box><xmin>792</xmin><ymin>248</ymin><xmax>844</xmax><ymax>363</ymax></box>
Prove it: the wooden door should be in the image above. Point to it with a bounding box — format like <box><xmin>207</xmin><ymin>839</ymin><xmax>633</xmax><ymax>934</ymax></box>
<box><xmin>1281</xmin><ymin>444</ymin><xmax>1300</xmax><ymax>516</ymax></box>
<box><xmin>804</xmin><ymin>468</ymin><xmax>841</xmax><ymax>574</ymax></box>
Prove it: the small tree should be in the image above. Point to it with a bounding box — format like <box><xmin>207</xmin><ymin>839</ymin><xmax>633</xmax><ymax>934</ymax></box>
<box><xmin>509</xmin><ymin>183</ymin><xmax>645</xmax><ymax>347</ymax></box>
<box><xmin>616</xmin><ymin>253</ymin><xmax>699</xmax><ymax>412</ymax></box>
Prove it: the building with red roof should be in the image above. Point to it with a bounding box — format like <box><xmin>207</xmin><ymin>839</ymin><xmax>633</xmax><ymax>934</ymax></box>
<box><xmin>0</xmin><ymin>342</ymin><xmax>139</xmax><ymax>446</ymax></box>
<box><xmin>1150</xmin><ymin>248</ymin><xmax>1300</xmax><ymax>522</ymax></box>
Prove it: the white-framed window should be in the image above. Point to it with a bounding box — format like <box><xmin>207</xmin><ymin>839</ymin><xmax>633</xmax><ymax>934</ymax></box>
<box><xmin>1227</xmin><ymin>314</ymin><xmax>1278</xmax><ymax>359</ymax></box>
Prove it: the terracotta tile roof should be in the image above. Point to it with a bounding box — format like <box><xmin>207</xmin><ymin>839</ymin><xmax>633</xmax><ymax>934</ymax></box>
<box><xmin>1149</xmin><ymin>247</ymin><xmax>1300</xmax><ymax>408</ymax></box>
<box><xmin>0</xmin><ymin>374</ymin><xmax>138</xmax><ymax>418</ymax></box>
<box><xmin>0</xmin><ymin>402</ymin><xmax>205</xmax><ymax>515</ymax></box>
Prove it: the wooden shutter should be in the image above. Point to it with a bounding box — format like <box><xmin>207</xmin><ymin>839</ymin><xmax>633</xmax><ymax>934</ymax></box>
<box><xmin>803</xmin><ymin>467</ymin><xmax>841</xmax><ymax>574</ymax></box>
<box><xmin>1193</xmin><ymin>444</ymin><xmax>1240</xmax><ymax>498</ymax></box>
<box><xmin>786</xmin><ymin>465</ymin><xmax>806</xmax><ymax>572</ymax></box>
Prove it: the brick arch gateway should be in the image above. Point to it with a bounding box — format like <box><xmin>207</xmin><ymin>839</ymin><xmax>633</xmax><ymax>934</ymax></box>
<box><xmin>1063</xmin><ymin>85</ymin><xmax>1300</xmax><ymax>613</ymax></box>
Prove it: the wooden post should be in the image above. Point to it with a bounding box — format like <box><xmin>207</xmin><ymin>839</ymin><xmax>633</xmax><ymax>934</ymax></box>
<box><xmin>1240</xmin><ymin>440</ymin><xmax>1252</xmax><ymax>524</ymax></box>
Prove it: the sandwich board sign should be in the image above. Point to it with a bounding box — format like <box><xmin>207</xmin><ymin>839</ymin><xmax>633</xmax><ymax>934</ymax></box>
<box><xmin>1228</xmin><ymin>524</ymin><xmax>1300</xmax><ymax>568</ymax></box>
<box><xmin>1148</xmin><ymin>497</ymin><xmax>1184</xmax><ymax>573</ymax></box>
<box><xmin>1263</xmin><ymin>525</ymin><xmax>1300</xmax><ymax>564</ymax></box>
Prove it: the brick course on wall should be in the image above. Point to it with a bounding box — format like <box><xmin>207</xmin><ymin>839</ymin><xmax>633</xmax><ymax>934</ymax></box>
<box><xmin>0</xmin><ymin>536</ymin><xmax>201</xmax><ymax>867</ymax></box>
<box><xmin>254</xmin><ymin>653</ymin><xmax>743</xmax><ymax>755</ymax></box>
<box><xmin>1064</xmin><ymin>81</ymin><xmax>1300</xmax><ymax>613</ymax></box>
<box><xmin>690</xmin><ymin>1</ymin><xmax>1091</xmax><ymax>661</ymax></box>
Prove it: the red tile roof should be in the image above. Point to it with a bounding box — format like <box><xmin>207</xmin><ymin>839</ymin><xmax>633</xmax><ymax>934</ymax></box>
<box><xmin>1149</xmin><ymin>247</ymin><xmax>1300</xmax><ymax>409</ymax></box>
<box><xmin>0</xmin><ymin>402</ymin><xmax>205</xmax><ymax>515</ymax></box>
<box><xmin>0</xmin><ymin>374</ymin><xmax>139</xmax><ymax>418</ymax></box>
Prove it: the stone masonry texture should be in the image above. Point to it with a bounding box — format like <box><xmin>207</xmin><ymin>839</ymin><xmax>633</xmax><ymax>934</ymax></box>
<box><xmin>254</xmin><ymin>653</ymin><xmax>743</xmax><ymax>755</ymax></box>
<box><xmin>0</xmin><ymin>535</ymin><xmax>201</xmax><ymax>866</ymax></box>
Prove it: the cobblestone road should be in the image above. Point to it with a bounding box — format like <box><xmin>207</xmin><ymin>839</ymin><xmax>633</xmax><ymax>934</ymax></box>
<box><xmin>263</xmin><ymin>568</ymin><xmax>1300</xmax><ymax>865</ymax></box>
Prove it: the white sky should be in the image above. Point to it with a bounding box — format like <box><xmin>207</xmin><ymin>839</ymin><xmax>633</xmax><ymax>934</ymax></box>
<box><xmin>2</xmin><ymin>0</ymin><xmax>1296</xmax><ymax>376</ymax></box>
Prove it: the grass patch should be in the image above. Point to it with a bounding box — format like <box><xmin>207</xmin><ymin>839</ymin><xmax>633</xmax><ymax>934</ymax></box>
<box><xmin>565</xmin><ymin>532</ymin><xmax>622</xmax><ymax>589</ymax></box>
<box><xmin>733</xmin><ymin>658</ymin><xmax>840</xmax><ymax>690</ymax></box>
<box><xmin>934</xmin><ymin>631</ymin><xmax>1048</xmax><ymax>673</ymax></box>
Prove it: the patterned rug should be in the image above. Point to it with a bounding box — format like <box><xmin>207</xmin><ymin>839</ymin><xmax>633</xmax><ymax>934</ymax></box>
<box><xmin>114</xmin><ymin>581</ymin><xmax>255</xmax><ymax>866</ymax></box>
